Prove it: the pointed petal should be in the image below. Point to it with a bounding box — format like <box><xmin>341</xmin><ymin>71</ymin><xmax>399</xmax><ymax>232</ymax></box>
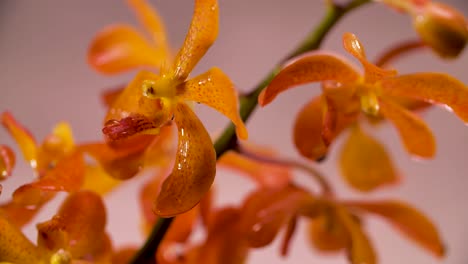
<box><xmin>308</xmin><ymin>212</ymin><xmax>350</xmax><ymax>252</ymax></box>
<box><xmin>178</xmin><ymin>67</ymin><xmax>248</xmax><ymax>139</ymax></box>
<box><xmin>0</xmin><ymin>216</ymin><xmax>45</xmax><ymax>263</ymax></box>
<box><xmin>154</xmin><ymin>103</ymin><xmax>216</xmax><ymax>217</ymax></box>
<box><xmin>1</xmin><ymin>112</ymin><xmax>37</xmax><ymax>168</ymax></box>
<box><xmin>379</xmin><ymin>97</ymin><xmax>436</xmax><ymax>158</ymax></box>
<box><xmin>259</xmin><ymin>53</ymin><xmax>360</xmax><ymax>106</ymax></box>
<box><xmin>345</xmin><ymin>200</ymin><xmax>445</xmax><ymax>257</ymax></box>
<box><xmin>342</xmin><ymin>33</ymin><xmax>397</xmax><ymax>83</ymax></box>
<box><xmin>37</xmin><ymin>191</ymin><xmax>107</xmax><ymax>259</ymax></box>
<box><xmin>280</xmin><ymin>215</ymin><xmax>297</xmax><ymax>256</ymax></box>
<box><xmin>339</xmin><ymin>125</ymin><xmax>399</xmax><ymax>192</ymax></box>
<box><xmin>128</xmin><ymin>0</ymin><xmax>171</xmax><ymax>58</ymax></box>
<box><xmin>0</xmin><ymin>145</ymin><xmax>15</xmax><ymax>180</ymax></box>
<box><xmin>335</xmin><ymin>206</ymin><xmax>376</xmax><ymax>264</ymax></box>
<box><xmin>380</xmin><ymin>73</ymin><xmax>468</xmax><ymax>123</ymax></box>
<box><xmin>13</xmin><ymin>152</ymin><xmax>85</xmax><ymax>206</ymax></box>
<box><xmin>172</xmin><ymin>0</ymin><xmax>219</xmax><ymax>80</ymax></box>
<box><xmin>293</xmin><ymin>97</ymin><xmax>328</xmax><ymax>160</ymax></box>
<box><xmin>88</xmin><ymin>25</ymin><xmax>163</xmax><ymax>74</ymax></box>
<box><xmin>104</xmin><ymin>71</ymin><xmax>174</xmax><ymax>138</ymax></box>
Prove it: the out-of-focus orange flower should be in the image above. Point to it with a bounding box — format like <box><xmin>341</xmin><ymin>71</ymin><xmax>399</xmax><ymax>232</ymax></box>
<box><xmin>260</xmin><ymin>32</ymin><xmax>468</xmax><ymax>191</ymax></box>
<box><xmin>239</xmin><ymin>185</ymin><xmax>444</xmax><ymax>264</ymax></box>
<box><xmin>0</xmin><ymin>191</ymin><xmax>112</xmax><ymax>264</ymax></box>
<box><xmin>91</xmin><ymin>0</ymin><xmax>247</xmax><ymax>217</ymax></box>
<box><xmin>0</xmin><ymin>144</ymin><xmax>15</xmax><ymax>180</ymax></box>
<box><xmin>378</xmin><ymin>0</ymin><xmax>468</xmax><ymax>58</ymax></box>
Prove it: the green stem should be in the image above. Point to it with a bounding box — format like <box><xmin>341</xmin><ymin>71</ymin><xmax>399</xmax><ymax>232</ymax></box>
<box><xmin>130</xmin><ymin>0</ymin><xmax>371</xmax><ymax>263</ymax></box>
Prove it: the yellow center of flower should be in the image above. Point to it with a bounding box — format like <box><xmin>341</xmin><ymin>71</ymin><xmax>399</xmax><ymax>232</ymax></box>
<box><xmin>141</xmin><ymin>74</ymin><xmax>177</xmax><ymax>100</ymax></box>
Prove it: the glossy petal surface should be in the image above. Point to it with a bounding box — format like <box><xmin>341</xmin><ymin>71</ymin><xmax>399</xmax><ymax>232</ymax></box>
<box><xmin>259</xmin><ymin>53</ymin><xmax>360</xmax><ymax>106</ymax></box>
<box><xmin>1</xmin><ymin>112</ymin><xmax>37</xmax><ymax>167</ymax></box>
<box><xmin>154</xmin><ymin>103</ymin><xmax>216</xmax><ymax>217</ymax></box>
<box><xmin>172</xmin><ymin>0</ymin><xmax>219</xmax><ymax>80</ymax></box>
<box><xmin>178</xmin><ymin>67</ymin><xmax>248</xmax><ymax>139</ymax></box>
<box><xmin>380</xmin><ymin>73</ymin><xmax>468</xmax><ymax>122</ymax></box>
<box><xmin>128</xmin><ymin>0</ymin><xmax>170</xmax><ymax>58</ymax></box>
<box><xmin>0</xmin><ymin>145</ymin><xmax>15</xmax><ymax>180</ymax></box>
<box><xmin>340</xmin><ymin>126</ymin><xmax>398</xmax><ymax>192</ymax></box>
<box><xmin>13</xmin><ymin>152</ymin><xmax>85</xmax><ymax>206</ymax></box>
<box><xmin>379</xmin><ymin>98</ymin><xmax>436</xmax><ymax>158</ymax></box>
<box><xmin>293</xmin><ymin>97</ymin><xmax>328</xmax><ymax>160</ymax></box>
<box><xmin>0</xmin><ymin>216</ymin><xmax>45</xmax><ymax>263</ymax></box>
<box><xmin>345</xmin><ymin>200</ymin><xmax>445</xmax><ymax>257</ymax></box>
<box><xmin>342</xmin><ymin>33</ymin><xmax>397</xmax><ymax>83</ymax></box>
<box><xmin>88</xmin><ymin>25</ymin><xmax>162</xmax><ymax>74</ymax></box>
<box><xmin>37</xmin><ymin>191</ymin><xmax>107</xmax><ymax>259</ymax></box>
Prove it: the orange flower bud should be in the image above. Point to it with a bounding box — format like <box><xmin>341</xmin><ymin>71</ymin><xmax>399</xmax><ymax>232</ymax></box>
<box><xmin>413</xmin><ymin>2</ymin><xmax>468</xmax><ymax>58</ymax></box>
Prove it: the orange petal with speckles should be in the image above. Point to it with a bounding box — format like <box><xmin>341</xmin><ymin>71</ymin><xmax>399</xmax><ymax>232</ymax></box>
<box><xmin>179</xmin><ymin>67</ymin><xmax>248</xmax><ymax>139</ymax></box>
<box><xmin>128</xmin><ymin>0</ymin><xmax>171</xmax><ymax>59</ymax></box>
<box><xmin>1</xmin><ymin>112</ymin><xmax>37</xmax><ymax>167</ymax></box>
<box><xmin>339</xmin><ymin>125</ymin><xmax>399</xmax><ymax>192</ymax></box>
<box><xmin>345</xmin><ymin>200</ymin><xmax>445</xmax><ymax>257</ymax></box>
<box><xmin>13</xmin><ymin>151</ymin><xmax>85</xmax><ymax>206</ymax></box>
<box><xmin>0</xmin><ymin>145</ymin><xmax>15</xmax><ymax>180</ymax></box>
<box><xmin>88</xmin><ymin>25</ymin><xmax>164</xmax><ymax>74</ymax></box>
<box><xmin>37</xmin><ymin>191</ymin><xmax>107</xmax><ymax>259</ymax></box>
<box><xmin>172</xmin><ymin>0</ymin><xmax>219</xmax><ymax>80</ymax></box>
<box><xmin>293</xmin><ymin>97</ymin><xmax>328</xmax><ymax>160</ymax></box>
<box><xmin>0</xmin><ymin>216</ymin><xmax>46</xmax><ymax>263</ymax></box>
<box><xmin>154</xmin><ymin>103</ymin><xmax>216</xmax><ymax>217</ymax></box>
<box><xmin>380</xmin><ymin>73</ymin><xmax>468</xmax><ymax>123</ymax></box>
<box><xmin>335</xmin><ymin>206</ymin><xmax>376</xmax><ymax>264</ymax></box>
<box><xmin>379</xmin><ymin>97</ymin><xmax>436</xmax><ymax>158</ymax></box>
<box><xmin>259</xmin><ymin>52</ymin><xmax>360</xmax><ymax>106</ymax></box>
<box><xmin>342</xmin><ymin>33</ymin><xmax>397</xmax><ymax>83</ymax></box>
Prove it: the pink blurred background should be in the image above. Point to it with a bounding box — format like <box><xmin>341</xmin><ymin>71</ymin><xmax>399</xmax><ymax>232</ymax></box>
<box><xmin>1</xmin><ymin>0</ymin><xmax>468</xmax><ymax>263</ymax></box>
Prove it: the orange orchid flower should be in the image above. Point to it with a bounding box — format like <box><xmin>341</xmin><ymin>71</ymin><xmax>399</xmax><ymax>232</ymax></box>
<box><xmin>0</xmin><ymin>144</ymin><xmax>15</xmax><ymax>180</ymax></box>
<box><xmin>239</xmin><ymin>185</ymin><xmax>444</xmax><ymax>264</ymax></box>
<box><xmin>260</xmin><ymin>32</ymin><xmax>468</xmax><ymax>191</ymax></box>
<box><xmin>92</xmin><ymin>0</ymin><xmax>247</xmax><ymax>217</ymax></box>
<box><xmin>0</xmin><ymin>191</ymin><xmax>112</xmax><ymax>264</ymax></box>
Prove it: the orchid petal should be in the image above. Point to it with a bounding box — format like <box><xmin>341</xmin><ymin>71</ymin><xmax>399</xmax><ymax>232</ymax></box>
<box><xmin>241</xmin><ymin>186</ymin><xmax>313</xmax><ymax>248</ymax></box>
<box><xmin>172</xmin><ymin>0</ymin><xmax>219</xmax><ymax>80</ymax></box>
<box><xmin>0</xmin><ymin>145</ymin><xmax>15</xmax><ymax>180</ymax></box>
<box><xmin>88</xmin><ymin>25</ymin><xmax>163</xmax><ymax>74</ymax></box>
<box><xmin>0</xmin><ymin>216</ymin><xmax>45</xmax><ymax>263</ymax></box>
<box><xmin>345</xmin><ymin>200</ymin><xmax>445</xmax><ymax>257</ymax></box>
<box><xmin>293</xmin><ymin>97</ymin><xmax>328</xmax><ymax>160</ymax></box>
<box><xmin>379</xmin><ymin>97</ymin><xmax>436</xmax><ymax>158</ymax></box>
<box><xmin>335</xmin><ymin>206</ymin><xmax>376</xmax><ymax>264</ymax></box>
<box><xmin>154</xmin><ymin>103</ymin><xmax>216</xmax><ymax>217</ymax></box>
<box><xmin>198</xmin><ymin>208</ymin><xmax>248</xmax><ymax>264</ymax></box>
<box><xmin>380</xmin><ymin>73</ymin><xmax>468</xmax><ymax>123</ymax></box>
<box><xmin>37</xmin><ymin>191</ymin><xmax>107</xmax><ymax>259</ymax></box>
<box><xmin>178</xmin><ymin>67</ymin><xmax>248</xmax><ymax>139</ymax></box>
<box><xmin>1</xmin><ymin>112</ymin><xmax>37</xmax><ymax>168</ymax></box>
<box><xmin>339</xmin><ymin>125</ymin><xmax>399</xmax><ymax>192</ymax></box>
<box><xmin>101</xmin><ymin>85</ymin><xmax>125</xmax><ymax>109</ymax></box>
<box><xmin>0</xmin><ymin>199</ymin><xmax>50</xmax><ymax>228</ymax></box>
<box><xmin>342</xmin><ymin>33</ymin><xmax>397</xmax><ymax>83</ymax></box>
<box><xmin>13</xmin><ymin>151</ymin><xmax>85</xmax><ymax>206</ymax></box>
<box><xmin>128</xmin><ymin>0</ymin><xmax>171</xmax><ymax>58</ymax></box>
<box><xmin>259</xmin><ymin>53</ymin><xmax>360</xmax><ymax>106</ymax></box>
<box><xmin>308</xmin><ymin>212</ymin><xmax>350</xmax><ymax>252</ymax></box>
<box><xmin>81</xmin><ymin>165</ymin><xmax>121</xmax><ymax>195</ymax></box>
<box><xmin>280</xmin><ymin>215</ymin><xmax>298</xmax><ymax>256</ymax></box>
